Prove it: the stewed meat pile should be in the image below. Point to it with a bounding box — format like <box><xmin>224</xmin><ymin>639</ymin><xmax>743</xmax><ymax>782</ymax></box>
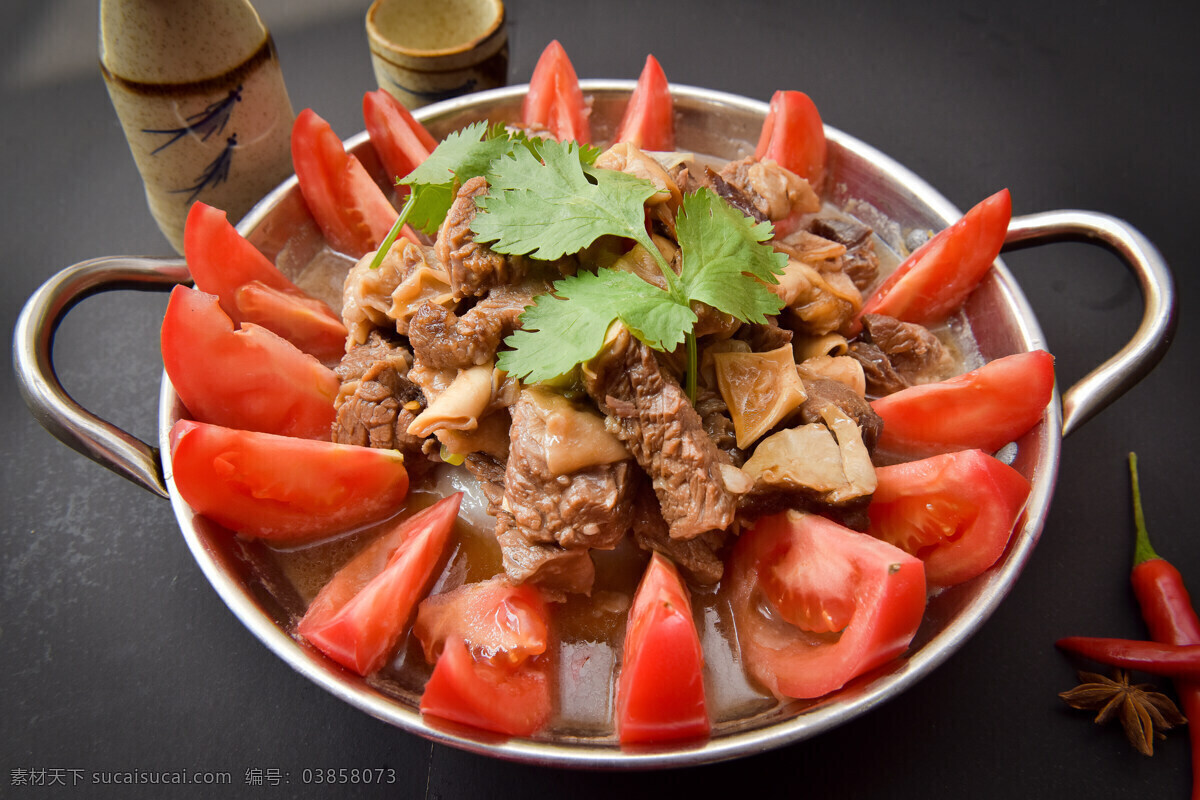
<box><xmin>333</xmin><ymin>141</ymin><xmax>957</xmax><ymax>595</ymax></box>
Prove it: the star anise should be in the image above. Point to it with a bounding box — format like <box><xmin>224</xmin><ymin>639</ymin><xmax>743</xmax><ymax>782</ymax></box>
<box><xmin>1059</xmin><ymin>669</ymin><xmax>1187</xmax><ymax>756</ymax></box>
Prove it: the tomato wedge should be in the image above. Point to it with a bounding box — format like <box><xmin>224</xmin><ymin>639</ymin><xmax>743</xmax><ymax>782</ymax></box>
<box><xmin>416</xmin><ymin>576</ymin><xmax>554</xmax><ymax>737</ymax></box>
<box><xmin>291</xmin><ymin>107</ymin><xmax>410</xmax><ymax>258</ymax></box>
<box><xmin>860</xmin><ymin>188</ymin><xmax>1012</xmax><ymax>327</ymax></box>
<box><xmin>727</xmin><ymin>510</ymin><xmax>926</xmax><ymax>700</ymax></box>
<box><xmin>868</xmin><ymin>449</ymin><xmax>1032</xmax><ymax>586</ymax></box>
<box><xmin>419</xmin><ymin>637</ymin><xmax>553</xmax><ymax>737</ymax></box>
<box><xmin>297</xmin><ymin>493</ymin><xmax>461</xmax><ymax>676</ymax></box>
<box><xmin>161</xmin><ymin>286</ymin><xmax>337</xmax><ymax>440</ymax></box>
<box><xmin>617</xmin><ymin>553</ymin><xmax>709</xmax><ymax>745</ymax></box>
<box><xmin>414</xmin><ymin>578</ymin><xmax>549</xmax><ymax>664</ymax></box>
<box><xmin>871</xmin><ymin>349</ymin><xmax>1055</xmax><ymax>458</ymax></box>
<box><xmin>522</xmin><ymin>40</ymin><xmax>590</xmax><ymax>144</ymax></box>
<box><xmin>754</xmin><ymin>89</ymin><xmax>826</xmax><ymax>190</ymax></box>
<box><xmin>362</xmin><ymin>89</ymin><xmax>437</xmax><ymax>184</ymax></box>
<box><xmin>183</xmin><ymin>202</ymin><xmax>347</xmax><ymax>363</ymax></box>
<box><xmin>613</xmin><ymin>54</ymin><xmax>673</xmax><ymax>152</ymax></box>
<box><xmin>168</xmin><ymin>419</ymin><xmax>409</xmax><ymax>542</ymax></box>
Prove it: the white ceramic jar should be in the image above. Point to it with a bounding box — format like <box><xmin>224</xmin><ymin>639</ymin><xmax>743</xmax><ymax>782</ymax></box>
<box><xmin>100</xmin><ymin>0</ymin><xmax>295</xmax><ymax>253</ymax></box>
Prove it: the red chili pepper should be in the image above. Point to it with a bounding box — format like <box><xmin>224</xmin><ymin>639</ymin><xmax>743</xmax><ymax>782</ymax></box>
<box><xmin>1128</xmin><ymin>452</ymin><xmax>1200</xmax><ymax>796</ymax></box>
<box><xmin>1056</xmin><ymin>636</ymin><xmax>1200</xmax><ymax>680</ymax></box>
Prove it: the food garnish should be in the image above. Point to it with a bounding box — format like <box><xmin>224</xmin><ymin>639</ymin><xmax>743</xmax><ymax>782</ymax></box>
<box><xmin>1059</xmin><ymin>669</ymin><xmax>1185</xmax><ymax>756</ymax></box>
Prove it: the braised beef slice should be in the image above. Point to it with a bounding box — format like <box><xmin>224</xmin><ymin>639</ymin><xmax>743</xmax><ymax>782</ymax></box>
<box><xmin>333</xmin><ymin>333</ymin><xmax>431</xmax><ymax>476</ymax></box>
<box><xmin>849</xmin><ymin>340</ymin><xmax>911</xmax><ymax>396</ymax></box>
<box><xmin>408</xmin><ymin>282</ymin><xmax>543</xmax><ymax>370</ymax></box>
<box><xmin>808</xmin><ymin>215</ymin><xmax>880</xmax><ymax>291</ymax></box>
<box><xmin>584</xmin><ymin>327</ymin><xmax>737</xmax><ymax>540</ymax></box>
<box><xmin>860</xmin><ymin>313</ymin><xmax>950</xmax><ymax>385</ymax></box>
<box><xmin>630</xmin><ymin>481</ymin><xmax>726</xmax><ymax>586</ymax></box>
<box><xmin>703</xmin><ymin>166</ymin><xmax>768</xmax><ymax>224</ymax></box>
<box><xmin>734</xmin><ymin>319</ymin><xmax>794</xmax><ymax>352</ymax></box>
<box><xmin>495</xmin><ymin>515</ymin><xmax>596</xmax><ymax>596</ymax></box>
<box><xmin>738</xmin><ymin>490</ymin><xmax>872</xmax><ymax>533</ymax></box>
<box><xmin>436</xmin><ymin>175</ymin><xmax>525</xmax><ymax>300</ymax></box>
<box><xmin>502</xmin><ymin>391</ymin><xmax>634</xmax><ymax>551</ymax></box>
<box><xmin>797</xmin><ymin>376</ymin><xmax>883</xmax><ymax>453</ymax></box>
<box><xmin>694</xmin><ymin>386</ymin><xmax>743</xmax><ymax>466</ymax></box>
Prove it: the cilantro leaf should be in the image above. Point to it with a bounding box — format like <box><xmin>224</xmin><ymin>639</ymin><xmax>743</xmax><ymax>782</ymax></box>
<box><xmin>676</xmin><ymin>188</ymin><xmax>787</xmax><ymax>323</ymax></box>
<box><xmin>471</xmin><ymin>139</ymin><xmax>660</xmax><ymax>261</ymax></box>
<box><xmin>496</xmin><ymin>269</ymin><xmax>696</xmax><ymax>383</ymax></box>
<box><xmin>398</xmin><ymin>121</ymin><xmax>511</xmax><ymax>234</ymax></box>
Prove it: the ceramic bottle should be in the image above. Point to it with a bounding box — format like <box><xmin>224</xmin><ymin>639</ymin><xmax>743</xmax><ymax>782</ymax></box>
<box><xmin>100</xmin><ymin>0</ymin><xmax>295</xmax><ymax>253</ymax></box>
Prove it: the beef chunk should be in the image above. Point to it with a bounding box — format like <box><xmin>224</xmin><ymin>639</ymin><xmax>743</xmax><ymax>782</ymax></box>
<box><xmin>495</xmin><ymin>520</ymin><xmax>596</xmax><ymax>596</ymax></box>
<box><xmin>809</xmin><ymin>215</ymin><xmax>880</xmax><ymax>291</ymax></box>
<box><xmin>436</xmin><ymin>176</ymin><xmax>525</xmax><ymax>300</ymax></box>
<box><xmin>796</xmin><ymin>375</ymin><xmax>883</xmax><ymax>452</ymax></box>
<box><xmin>703</xmin><ymin>166</ymin><xmax>767</xmax><ymax>223</ymax></box>
<box><xmin>408</xmin><ymin>281</ymin><xmax>544</xmax><ymax>370</ymax></box>
<box><xmin>502</xmin><ymin>390</ymin><xmax>635</xmax><ymax>551</ymax></box>
<box><xmin>333</xmin><ymin>333</ymin><xmax>431</xmax><ymax>476</ymax></box>
<box><xmin>849</xmin><ymin>340</ymin><xmax>910</xmax><ymax>397</ymax></box>
<box><xmin>630</xmin><ymin>482</ymin><xmax>726</xmax><ymax>586</ymax></box>
<box><xmin>859</xmin><ymin>313</ymin><xmax>953</xmax><ymax>385</ymax></box>
<box><xmin>584</xmin><ymin>326</ymin><xmax>738</xmax><ymax>540</ymax></box>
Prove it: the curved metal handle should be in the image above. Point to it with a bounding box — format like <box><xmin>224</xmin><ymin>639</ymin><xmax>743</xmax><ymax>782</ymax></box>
<box><xmin>1003</xmin><ymin>211</ymin><xmax>1176</xmax><ymax>438</ymax></box>
<box><xmin>12</xmin><ymin>256</ymin><xmax>191</xmax><ymax>498</ymax></box>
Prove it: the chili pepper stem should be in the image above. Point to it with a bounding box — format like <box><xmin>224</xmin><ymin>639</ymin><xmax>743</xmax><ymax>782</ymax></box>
<box><xmin>1129</xmin><ymin>452</ymin><xmax>1160</xmax><ymax>566</ymax></box>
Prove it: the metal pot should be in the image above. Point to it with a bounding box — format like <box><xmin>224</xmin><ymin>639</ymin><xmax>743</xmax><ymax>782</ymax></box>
<box><xmin>13</xmin><ymin>82</ymin><xmax>1176</xmax><ymax>768</ymax></box>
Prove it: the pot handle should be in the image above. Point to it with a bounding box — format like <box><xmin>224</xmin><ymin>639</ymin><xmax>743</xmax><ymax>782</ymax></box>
<box><xmin>13</xmin><ymin>256</ymin><xmax>191</xmax><ymax>498</ymax></box>
<box><xmin>1003</xmin><ymin>211</ymin><xmax>1176</xmax><ymax>438</ymax></box>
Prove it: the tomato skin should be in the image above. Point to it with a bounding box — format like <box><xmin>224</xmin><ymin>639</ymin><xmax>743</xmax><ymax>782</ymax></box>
<box><xmin>727</xmin><ymin>511</ymin><xmax>926</xmax><ymax>700</ymax></box>
<box><xmin>522</xmin><ymin>40</ymin><xmax>591</xmax><ymax>144</ymax></box>
<box><xmin>291</xmin><ymin>108</ymin><xmax>403</xmax><ymax>258</ymax></box>
<box><xmin>613</xmin><ymin>55</ymin><xmax>673</xmax><ymax>152</ymax></box>
<box><xmin>183</xmin><ymin>202</ymin><xmax>347</xmax><ymax>363</ymax></box>
<box><xmin>869</xmin><ymin>450</ymin><xmax>1032</xmax><ymax>586</ymax></box>
<box><xmin>419</xmin><ymin>637</ymin><xmax>553</xmax><ymax>737</ymax></box>
<box><xmin>871</xmin><ymin>349</ymin><xmax>1055</xmax><ymax>459</ymax></box>
<box><xmin>297</xmin><ymin>493</ymin><xmax>460</xmax><ymax>676</ymax></box>
<box><xmin>168</xmin><ymin>419</ymin><xmax>409</xmax><ymax>542</ymax></box>
<box><xmin>860</xmin><ymin>188</ymin><xmax>1012</xmax><ymax>327</ymax></box>
<box><xmin>161</xmin><ymin>286</ymin><xmax>338</xmax><ymax>440</ymax></box>
<box><xmin>616</xmin><ymin>553</ymin><xmax>709</xmax><ymax>745</ymax></box>
<box><xmin>414</xmin><ymin>578</ymin><xmax>549</xmax><ymax>664</ymax></box>
<box><xmin>754</xmin><ymin>90</ymin><xmax>826</xmax><ymax>190</ymax></box>
<box><xmin>362</xmin><ymin>89</ymin><xmax>437</xmax><ymax>183</ymax></box>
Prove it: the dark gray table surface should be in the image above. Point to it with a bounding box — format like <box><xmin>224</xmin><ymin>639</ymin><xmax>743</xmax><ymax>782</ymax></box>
<box><xmin>4</xmin><ymin>1</ymin><xmax>1198</xmax><ymax>797</ymax></box>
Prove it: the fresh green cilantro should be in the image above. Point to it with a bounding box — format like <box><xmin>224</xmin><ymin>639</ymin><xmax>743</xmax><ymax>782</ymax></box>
<box><xmin>675</xmin><ymin>189</ymin><xmax>787</xmax><ymax>324</ymax></box>
<box><xmin>398</xmin><ymin>121</ymin><xmax>512</xmax><ymax>234</ymax></box>
<box><xmin>498</xmin><ymin>269</ymin><xmax>696</xmax><ymax>384</ymax></box>
<box><xmin>482</xmin><ymin>144</ymin><xmax>788</xmax><ymax>396</ymax></box>
<box><xmin>472</xmin><ymin>140</ymin><xmax>661</xmax><ymax>261</ymax></box>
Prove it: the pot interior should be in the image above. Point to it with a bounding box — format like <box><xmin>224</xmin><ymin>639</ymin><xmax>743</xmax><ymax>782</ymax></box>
<box><xmin>159</xmin><ymin>82</ymin><xmax>1061</xmax><ymax>768</ymax></box>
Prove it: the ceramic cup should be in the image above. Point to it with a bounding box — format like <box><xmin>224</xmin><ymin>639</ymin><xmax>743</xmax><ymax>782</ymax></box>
<box><xmin>366</xmin><ymin>0</ymin><xmax>508</xmax><ymax>109</ymax></box>
<box><xmin>100</xmin><ymin>0</ymin><xmax>295</xmax><ymax>254</ymax></box>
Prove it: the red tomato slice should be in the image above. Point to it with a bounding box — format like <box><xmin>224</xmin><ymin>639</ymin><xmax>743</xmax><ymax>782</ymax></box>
<box><xmin>617</xmin><ymin>553</ymin><xmax>709</xmax><ymax>745</ymax></box>
<box><xmin>419</xmin><ymin>637</ymin><xmax>552</xmax><ymax>737</ymax></box>
<box><xmin>161</xmin><ymin>286</ymin><xmax>337</xmax><ymax>440</ymax></box>
<box><xmin>297</xmin><ymin>493</ymin><xmax>461</xmax><ymax>676</ymax></box>
<box><xmin>183</xmin><ymin>202</ymin><xmax>347</xmax><ymax>363</ymax></box>
<box><xmin>522</xmin><ymin>40</ymin><xmax>591</xmax><ymax>144</ymax></box>
<box><xmin>754</xmin><ymin>90</ymin><xmax>827</xmax><ymax>190</ymax></box>
<box><xmin>414</xmin><ymin>578</ymin><xmax>549</xmax><ymax>665</ymax></box>
<box><xmin>871</xmin><ymin>349</ymin><xmax>1055</xmax><ymax>459</ymax></box>
<box><xmin>613</xmin><ymin>54</ymin><xmax>673</xmax><ymax>152</ymax></box>
<box><xmin>362</xmin><ymin>89</ymin><xmax>437</xmax><ymax>184</ymax></box>
<box><xmin>869</xmin><ymin>450</ymin><xmax>1032</xmax><ymax>586</ymax></box>
<box><xmin>727</xmin><ymin>511</ymin><xmax>926</xmax><ymax>700</ymax></box>
<box><xmin>860</xmin><ymin>188</ymin><xmax>1012</xmax><ymax>327</ymax></box>
<box><xmin>168</xmin><ymin>419</ymin><xmax>409</xmax><ymax>542</ymax></box>
<box><xmin>291</xmin><ymin>108</ymin><xmax>404</xmax><ymax>258</ymax></box>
